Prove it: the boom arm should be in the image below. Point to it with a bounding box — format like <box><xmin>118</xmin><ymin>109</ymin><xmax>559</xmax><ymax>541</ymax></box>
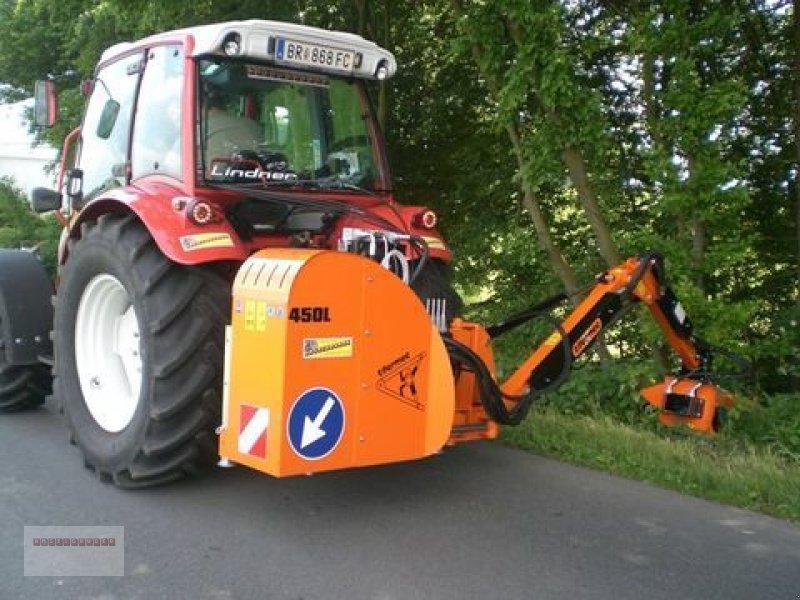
<box><xmin>446</xmin><ymin>254</ymin><xmax>734</xmax><ymax>437</ymax></box>
<box><xmin>501</xmin><ymin>254</ymin><xmax>706</xmax><ymax>396</ymax></box>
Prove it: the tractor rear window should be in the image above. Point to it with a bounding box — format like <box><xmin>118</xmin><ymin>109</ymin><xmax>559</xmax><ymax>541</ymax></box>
<box><xmin>198</xmin><ymin>60</ymin><xmax>382</xmax><ymax>192</ymax></box>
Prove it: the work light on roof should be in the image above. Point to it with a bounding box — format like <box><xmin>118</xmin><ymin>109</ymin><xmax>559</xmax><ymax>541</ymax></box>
<box><xmin>222</xmin><ymin>32</ymin><xmax>241</xmax><ymax>56</ymax></box>
<box><xmin>375</xmin><ymin>59</ymin><xmax>389</xmax><ymax>80</ymax></box>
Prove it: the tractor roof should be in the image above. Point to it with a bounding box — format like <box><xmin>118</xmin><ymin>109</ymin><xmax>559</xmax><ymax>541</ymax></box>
<box><xmin>100</xmin><ymin>20</ymin><xmax>397</xmax><ymax>80</ymax></box>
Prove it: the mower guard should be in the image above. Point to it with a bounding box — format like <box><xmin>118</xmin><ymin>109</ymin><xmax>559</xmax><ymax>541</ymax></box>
<box><xmin>641</xmin><ymin>377</ymin><xmax>734</xmax><ymax>434</ymax></box>
<box><xmin>219</xmin><ymin>249</ymin><xmax>455</xmax><ymax>477</ymax></box>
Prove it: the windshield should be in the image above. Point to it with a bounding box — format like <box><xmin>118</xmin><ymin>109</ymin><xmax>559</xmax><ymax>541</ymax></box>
<box><xmin>198</xmin><ymin>59</ymin><xmax>385</xmax><ymax>192</ymax></box>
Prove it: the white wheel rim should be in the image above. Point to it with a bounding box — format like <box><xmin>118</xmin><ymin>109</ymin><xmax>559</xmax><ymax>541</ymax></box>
<box><xmin>75</xmin><ymin>274</ymin><xmax>142</xmax><ymax>433</ymax></box>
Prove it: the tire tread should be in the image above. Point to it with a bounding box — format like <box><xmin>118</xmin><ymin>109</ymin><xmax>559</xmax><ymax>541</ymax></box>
<box><xmin>56</xmin><ymin>213</ymin><xmax>229</xmax><ymax>488</ymax></box>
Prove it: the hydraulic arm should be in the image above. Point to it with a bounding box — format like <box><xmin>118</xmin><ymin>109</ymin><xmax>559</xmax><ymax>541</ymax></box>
<box><xmin>446</xmin><ymin>253</ymin><xmax>735</xmax><ymax>436</ymax></box>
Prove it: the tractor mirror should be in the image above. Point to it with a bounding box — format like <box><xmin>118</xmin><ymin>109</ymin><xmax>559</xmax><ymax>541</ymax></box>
<box><xmin>33</xmin><ymin>80</ymin><xmax>58</xmax><ymax>128</ymax></box>
<box><xmin>30</xmin><ymin>187</ymin><xmax>62</xmax><ymax>213</ymax></box>
<box><xmin>96</xmin><ymin>99</ymin><xmax>120</xmax><ymax>139</ymax></box>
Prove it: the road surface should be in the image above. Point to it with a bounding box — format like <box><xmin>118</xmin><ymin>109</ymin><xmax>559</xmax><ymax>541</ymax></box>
<box><xmin>2</xmin><ymin>403</ymin><xmax>799</xmax><ymax>599</ymax></box>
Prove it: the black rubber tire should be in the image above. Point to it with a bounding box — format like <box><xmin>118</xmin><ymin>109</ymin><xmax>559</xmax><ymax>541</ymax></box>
<box><xmin>54</xmin><ymin>213</ymin><xmax>229</xmax><ymax>488</ymax></box>
<box><xmin>410</xmin><ymin>259</ymin><xmax>463</xmax><ymax>325</ymax></box>
<box><xmin>0</xmin><ymin>340</ymin><xmax>50</xmax><ymax>412</ymax></box>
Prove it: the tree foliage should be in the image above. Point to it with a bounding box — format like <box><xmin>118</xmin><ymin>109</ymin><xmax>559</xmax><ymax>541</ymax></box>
<box><xmin>0</xmin><ymin>179</ymin><xmax>60</xmax><ymax>271</ymax></box>
<box><xmin>0</xmin><ymin>0</ymin><xmax>797</xmax><ymax>396</ymax></box>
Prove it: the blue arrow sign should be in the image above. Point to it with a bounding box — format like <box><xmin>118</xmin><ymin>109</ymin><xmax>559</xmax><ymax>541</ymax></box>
<box><xmin>287</xmin><ymin>387</ymin><xmax>345</xmax><ymax>460</ymax></box>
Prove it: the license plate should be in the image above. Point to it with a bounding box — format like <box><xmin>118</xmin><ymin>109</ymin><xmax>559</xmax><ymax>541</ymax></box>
<box><xmin>275</xmin><ymin>38</ymin><xmax>355</xmax><ymax>73</ymax></box>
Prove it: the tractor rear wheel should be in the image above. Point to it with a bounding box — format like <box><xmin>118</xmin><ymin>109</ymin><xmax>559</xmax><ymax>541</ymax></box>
<box><xmin>54</xmin><ymin>213</ymin><xmax>229</xmax><ymax>488</ymax></box>
<box><xmin>0</xmin><ymin>345</ymin><xmax>50</xmax><ymax>412</ymax></box>
<box><xmin>410</xmin><ymin>259</ymin><xmax>463</xmax><ymax>325</ymax></box>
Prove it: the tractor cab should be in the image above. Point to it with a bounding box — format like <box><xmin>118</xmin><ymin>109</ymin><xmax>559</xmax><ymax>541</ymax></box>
<box><xmin>32</xmin><ymin>21</ymin><xmax>453</xmax><ymax>274</ymax></box>
<box><xmin>81</xmin><ymin>23</ymin><xmax>388</xmax><ymax>191</ymax></box>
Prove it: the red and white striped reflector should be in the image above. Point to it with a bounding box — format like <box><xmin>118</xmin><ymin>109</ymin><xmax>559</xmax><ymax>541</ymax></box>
<box><xmin>238</xmin><ymin>405</ymin><xmax>269</xmax><ymax>459</ymax></box>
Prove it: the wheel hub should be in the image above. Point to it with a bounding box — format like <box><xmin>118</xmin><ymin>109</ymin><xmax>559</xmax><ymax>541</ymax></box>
<box><xmin>74</xmin><ymin>274</ymin><xmax>142</xmax><ymax>432</ymax></box>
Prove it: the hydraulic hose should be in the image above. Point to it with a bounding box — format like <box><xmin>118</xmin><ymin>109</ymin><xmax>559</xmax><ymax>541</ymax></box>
<box><xmin>444</xmin><ymin>315</ymin><xmax>573</xmax><ymax>426</ymax></box>
<box><xmin>408</xmin><ymin>235</ymin><xmax>429</xmax><ymax>285</ymax></box>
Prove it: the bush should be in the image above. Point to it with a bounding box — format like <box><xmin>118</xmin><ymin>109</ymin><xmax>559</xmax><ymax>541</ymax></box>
<box><xmin>534</xmin><ymin>360</ymin><xmax>658</xmax><ymax>424</ymax></box>
<box><xmin>731</xmin><ymin>394</ymin><xmax>800</xmax><ymax>461</ymax></box>
<box><xmin>0</xmin><ymin>177</ymin><xmax>61</xmax><ymax>273</ymax></box>
<box><xmin>495</xmin><ymin>338</ymin><xmax>800</xmax><ymax>464</ymax></box>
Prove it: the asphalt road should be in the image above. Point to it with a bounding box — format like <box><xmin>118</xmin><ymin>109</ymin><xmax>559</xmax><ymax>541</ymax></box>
<box><xmin>2</xmin><ymin>403</ymin><xmax>799</xmax><ymax>600</ymax></box>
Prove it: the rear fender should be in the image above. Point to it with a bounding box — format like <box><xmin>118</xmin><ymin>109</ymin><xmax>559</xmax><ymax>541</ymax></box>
<box><xmin>0</xmin><ymin>250</ymin><xmax>54</xmax><ymax>365</ymax></box>
<box><xmin>64</xmin><ymin>181</ymin><xmax>249</xmax><ymax>266</ymax></box>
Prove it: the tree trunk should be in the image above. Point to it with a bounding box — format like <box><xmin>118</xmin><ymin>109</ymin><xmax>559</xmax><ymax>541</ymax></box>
<box><xmin>507</xmin><ymin>125</ymin><xmax>613</xmax><ymax>364</ymax></box>
<box><xmin>508</xmin><ymin>12</ymin><xmax>666</xmax><ymax>369</ymax></box>
<box><xmin>448</xmin><ymin>0</ymin><xmax>580</xmax><ymax>297</ymax></box>
<box><xmin>448</xmin><ymin>0</ymin><xmax>611</xmax><ymax>362</ymax></box>
<box><xmin>794</xmin><ymin>1</ymin><xmax>800</xmax><ymax>307</ymax></box>
<box><xmin>642</xmin><ymin>51</ymin><xmax>663</xmax><ymax>149</ymax></box>
<box><xmin>505</xmin><ymin>125</ymin><xmax>582</xmax><ymax>298</ymax></box>
<box><xmin>687</xmin><ymin>155</ymin><xmax>707</xmax><ymax>293</ymax></box>
<box><xmin>378</xmin><ymin>2</ymin><xmax>389</xmax><ymax>129</ymax></box>
<box><xmin>448</xmin><ymin>0</ymin><xmax>580</xmax><ymax>299</ymax></box>
<box><xmin>560</xmin><ymin>145</ymin><xmax>622</xmax><ymax>267</ymax></box>
<box><xmin>354</xmin><ymin>0</ymin><xmax>366</xmax><ymax>36</ymax></box>
<box><xmin>642</xmin><ymin>49</ymin><xmax>688</xmax><ymax>241</ymax></box>
<box><xmin>504</xmin><ymin>16</ymin><xmax>621</xmax><ymax>269</ymax></box>
<box><xmin>691</xmin><ymin>217</ymin><xmax>707</xmax><ymax>290</ymax></box>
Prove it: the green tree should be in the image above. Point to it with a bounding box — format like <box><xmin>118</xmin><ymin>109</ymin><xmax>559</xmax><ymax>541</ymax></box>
<box><xmin>0</xmin><ymin>0</ymin><xmax>796</xmax><ymax>390</ymax></box>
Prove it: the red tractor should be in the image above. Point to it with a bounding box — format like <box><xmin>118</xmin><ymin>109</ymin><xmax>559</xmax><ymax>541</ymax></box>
<box><xmin>1</xmin><ymin>20</ymin><xmax>734</xmax><ymax>488</ymax></box>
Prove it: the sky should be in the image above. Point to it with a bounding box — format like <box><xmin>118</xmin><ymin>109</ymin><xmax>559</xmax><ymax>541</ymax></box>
<box><xmin>0</xmin><ymin>99</ymin><xmax>55</xmax><ymax>156</ymax></box>
<box><xmin>0</xmin><ymin>99</ymin><xmax>57</xmax><ymax>194</ymax></box>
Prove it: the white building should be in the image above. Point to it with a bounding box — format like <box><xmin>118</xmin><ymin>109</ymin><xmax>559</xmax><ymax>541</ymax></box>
<box><xmin>0</xmin><ymin>100</ymin><xmax>58</xmax><ymax>196</ymax></box>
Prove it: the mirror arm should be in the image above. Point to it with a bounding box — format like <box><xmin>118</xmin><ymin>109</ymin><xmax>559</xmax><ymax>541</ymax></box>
<box><xmin>55</xmin><ymin>127</ymin><xmax>82</xmax><ymax>223</ymax></box>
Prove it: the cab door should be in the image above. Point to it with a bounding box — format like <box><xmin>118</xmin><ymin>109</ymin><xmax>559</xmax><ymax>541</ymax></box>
<box><xmin>76</xmin><ymin>53</ymin><xmax>143</xmax><ymax>203</ymax></box>
<box><xmin>130</xmin><ymin>45</ymin><xmax>185</xmax><ymax>185</ymax></box>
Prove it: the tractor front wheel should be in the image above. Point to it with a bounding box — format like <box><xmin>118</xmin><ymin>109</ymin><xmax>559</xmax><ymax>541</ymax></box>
<box><xmin>54</xmin><ymin>213</ymin><xmax>229</xmax><ymax>488</ymax></box>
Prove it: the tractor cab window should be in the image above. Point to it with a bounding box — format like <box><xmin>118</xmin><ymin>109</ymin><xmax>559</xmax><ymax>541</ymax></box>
<box><xmin>79</xmin><ymin>54</ymin><xmax>141</xmax><ymax>202</ymax></box>
<box><xmin>132</xmin><ymin>45</ymin><xmax>184</xmax><ymax>180</ymax></box>
<box><xmin>198</xmin><ymin>59</ymin><xmax>383</xmax><ymax>192</ymax></box>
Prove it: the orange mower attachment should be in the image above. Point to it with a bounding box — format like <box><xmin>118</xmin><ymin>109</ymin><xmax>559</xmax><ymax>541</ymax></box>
<box><xmin>641</xmin><ymin>377</ymin><xmax>735</xmax><ymax>433</ymax></box>
<box><xmin>219</xmin><ymin>249</ymin><xmax>739</xmax><ymax>478</ymax></box>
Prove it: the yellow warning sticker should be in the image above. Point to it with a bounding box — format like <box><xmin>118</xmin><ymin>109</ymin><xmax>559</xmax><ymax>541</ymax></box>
<box><xmin>422</xmin><ymin>236</ymin><xmax>447</xmax><ymax>251</ymax></box>
<box><xmin>179</xmin><ymin>232</ymin><xmax>234</xmax><ymax>251</ymax></box>
<box><xmin>542</xmin><ymin>332</ymin><xmax>562</xmax><ymax>347</ymax></box>
<box><xmin>256</xmin><ymin>301</ymin><xmax>267</xmax><ymax>332</ymax></box>
<box><xmin>244</xmin><ymin>300</ymin><xmax>256</xmax><ymax>331</ymax></box>
<box><xmin>302</xmin><ymin>337</ymin><xmax>353</xmax><ymax>360</ymax></box>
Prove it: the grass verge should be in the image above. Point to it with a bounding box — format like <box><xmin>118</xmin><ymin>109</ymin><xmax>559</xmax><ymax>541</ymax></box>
<box><xmin>501</xmin><ymin>408</ymin><xmax>800</xmax><ymax>522</ymax></box>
